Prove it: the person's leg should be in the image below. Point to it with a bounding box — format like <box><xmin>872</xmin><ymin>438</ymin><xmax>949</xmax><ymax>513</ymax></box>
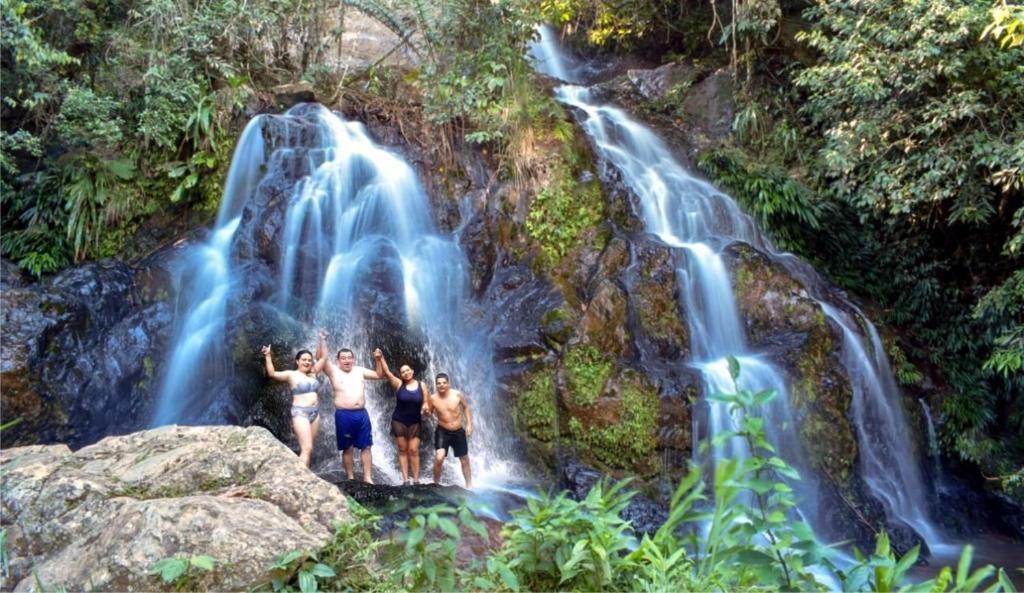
<box><xmin>310</xmin><ymin>414</ymin><xmax>321</xmax><ymax>442</ymax></box>
<box><xmin>409</xmin><ymin>435</ymin><xmax>421</xmax><ymax>483</ymax></box>
<box><xmin>292</xmin><ymin>415</ymin><xmax>314</xmax><ymax>467</ymax></box>
<box><xmin>336</xmin><ymin>410</ymin><xmax>354</xmax><ymax>479</ymax></box>
<box><xmin>395</xmin><ymin>434</ymin><xmax>409</xmax><ymax>482</ymax></box>
<box><xmin>361</xmin><ymin>447</ymin><xmax>374</xmax><ymax>484</ymax></box>
<box><xmin>342</xmin><ymin>446</ymin><xmax>355</xmax><ymax>480</ymax></box>
<box><xmin>433</xmin><ymin>449</ymin><xmax>446</xmax><ymax>485</ymax></box>
<box><xmin>459</xmin><ymin>455</ymin><xmax>472</xmax><ymax>489</ymax></box>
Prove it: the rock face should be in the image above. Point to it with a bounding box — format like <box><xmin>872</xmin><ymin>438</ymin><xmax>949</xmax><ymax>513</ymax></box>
<box><xmin>0</xmin><ymin>260</ymin><xmax>173</xmax><ymax>448</ymax></box>
<box><xmin>0</xmin><ymin>425</ymin><xmax>350</xmax><ymax>592</ymax></box>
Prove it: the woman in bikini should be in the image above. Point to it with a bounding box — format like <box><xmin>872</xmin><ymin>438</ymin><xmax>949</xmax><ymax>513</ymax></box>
<box><xmin>380</xmin><ymin>355</ymin><xmax>431</xmax><ymax>485</ymax></box>
<box><xmin>261</xmin><ymin>344</ymin><xmax>326</xmax><ymax>467</ymax></box>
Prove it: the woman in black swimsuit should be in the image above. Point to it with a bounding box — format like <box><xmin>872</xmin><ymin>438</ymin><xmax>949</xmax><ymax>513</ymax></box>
<box><xmin>262</xmin><ymin>345</ymin><xmax>326</xmax><ymax>467</ymax></box>
<box><xmin>381</xmin><ymin>356</ymin><xmax>432</xmax><ymax>485</ymax></box>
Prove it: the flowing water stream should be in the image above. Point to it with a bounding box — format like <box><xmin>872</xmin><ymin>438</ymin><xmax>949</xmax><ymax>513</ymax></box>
<box><xmin>531</xmin><ymin>28</ymin><xmax>942</xmax><ymax>548</ymax></box>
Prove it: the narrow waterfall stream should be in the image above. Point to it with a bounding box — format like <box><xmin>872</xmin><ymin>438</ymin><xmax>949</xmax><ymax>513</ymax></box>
<box><xmin>153</xmin><ymin>104</ymin><xmax>519</xmax><ymax>486</ymax></box>
<box><xmin>153</xmin><ymin>118</ymin><xmax>266</xmax><ymax>426</ymax></box>
<box><xmin>532</xmin><ymin>31</ymin><xmax>942</xmax><ymax>548</ymax></box>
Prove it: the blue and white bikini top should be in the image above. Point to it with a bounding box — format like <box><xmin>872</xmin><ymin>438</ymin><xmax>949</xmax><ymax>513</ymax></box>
<box><xmin>291</xmin><ymin>377</ymin><xmax>320</xmax><ymax>396</ymax></box>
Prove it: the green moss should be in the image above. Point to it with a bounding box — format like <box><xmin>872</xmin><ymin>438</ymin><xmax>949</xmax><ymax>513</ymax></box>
<box><xmin>568</xmin><ymin>372</ymin><xmax>659</xmax><ymax>471</ymax></box>
<box><xmin>512</xmin><ymin>367</ymin><xmax>558</xmax><ymax>443</ymax></box>
<box><xmin>564</xmin><ymin>344</ymin><xmax>613</xmax><ymax>407</ymax></box>
<box><xmin>143</xmin><ymin>356</ymin><xmax>155</xmax><ymax>378</ymax></box>
<box><xmin>110</xmin><ymin>483</ymin><xmax>190</xmax><ymax>499</ymax></box>
<box><xmin>788</xmin><ymin>318</ymin><xmax>858</xmax><ymax>488</ymax></box>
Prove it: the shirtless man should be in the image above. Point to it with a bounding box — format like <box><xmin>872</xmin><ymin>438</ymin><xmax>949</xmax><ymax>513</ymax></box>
<box><xmin>318</xmin><ymin>330</ymin><xmax>385</xmax><ymax>483</ymax></box>
<box><xmin>429</xmin><ymin>373</ymin><xmax>473</xmax><ymax>488</ymax></box>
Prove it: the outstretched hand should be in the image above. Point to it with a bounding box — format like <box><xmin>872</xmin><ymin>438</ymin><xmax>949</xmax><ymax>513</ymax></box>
<box><xmin>261</xmin><ymin>345</ymin><xmax>272</xmax><ymax>356</ymax></box>
<box><xmin>373</xmin><ymin>348</ymin><xmax>383</xmax><ymax>360</ymax></box>
<box><xmin>319</xmin><ymin>329</ymin><xmax>328</xmax><ymax>340</ymax></box>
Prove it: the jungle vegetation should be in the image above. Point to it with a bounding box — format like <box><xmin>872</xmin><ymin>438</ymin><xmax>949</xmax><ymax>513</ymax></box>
<box><xmin>1</xmin><ymin>0</ymin><xmax>1021</xmax><ymax>494</ymax></box>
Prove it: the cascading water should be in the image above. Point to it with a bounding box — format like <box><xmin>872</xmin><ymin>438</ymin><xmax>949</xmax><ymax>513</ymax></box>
<box><xmin>153</xmin><ymin>118</ymin><xmax>265</xmax><ymax>426</ymax></box>
<box><xmin>919</xmin><ymin>398</ymin><xmax>942</xmax><ymax>487</ymax></box>
<box><xmin>534</xmin><ymin>30</ymin><xmax>940</xmax><ymax>546</ymax></box>
<box><xmin>557</xmin><ymin>84</ymin><xmax>818</xmax><ymax>517</ymax></box>
<box><xmin>263</xmin><ymin>104</ymin><xmax>513</xmax><ymax>485</ymax></box>
<box><xmin>155</xmin><ymin>104</ymin><xmax>517</xmax><ymax>485</ymax></box>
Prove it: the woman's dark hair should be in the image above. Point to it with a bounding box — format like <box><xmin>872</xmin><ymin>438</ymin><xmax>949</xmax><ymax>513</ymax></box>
<box><xmin>295</xmin><ymin>350</ymin><xmax>314</xmax><ymax>363</ymax></box>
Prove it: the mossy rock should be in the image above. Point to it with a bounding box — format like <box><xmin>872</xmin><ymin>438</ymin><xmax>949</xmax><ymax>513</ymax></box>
<box><xmin>511</xmin><ymin>364</ymin><xmax>559</xmax><ymax>444</ymax></box>
<box><xmin>579</xmin><ymin>279</ymin><xmax>632</xmax><ymax>357</ymax></box>
<box><xmin>565</xmin><ymin>368</ymin><xmax>660</xmax><ymax>476</ymax></box>
<box><xmin>788</xmin><ymin>319</ymin><xmax>858</xmax><ymax>488</ymax></box>
<box><xmin>628</xmin><ymin>240</ymin><xmax>689</xmax><ymax>356</ymax></box>
<box><xmin>727</xmin><ymin>241</ymin><xmax>822</xmax><ymax>346</ymax></box>
<box><xmin>563</xmin><ymin>343</ymin><xmax>614</xmax><ymax>408</ymax></box>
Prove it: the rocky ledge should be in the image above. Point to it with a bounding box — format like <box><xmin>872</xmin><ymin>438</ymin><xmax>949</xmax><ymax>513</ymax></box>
<box><xmin>0</xmin><ymin>425</ymin><xmax>350</xmax><ymax>591</ymax></box>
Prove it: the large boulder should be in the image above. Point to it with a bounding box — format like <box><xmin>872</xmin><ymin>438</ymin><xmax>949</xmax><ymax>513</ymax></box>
<box><xmin>0</xmin><ymin>425</ymin><xmax>350</xmax><ymax>592</ymax></box>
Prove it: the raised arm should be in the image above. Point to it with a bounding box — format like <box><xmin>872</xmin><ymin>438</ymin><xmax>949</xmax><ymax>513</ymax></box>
<box><xmin>362</xmin><ymin>348</ymin><xmax>385</xmax><ymax>380</ymax></box>
<box><xmin>379</xmin><ymin>354</ymin><xmax>401</xmax><ymax>390</ymax></box>
<box><xmin>313</xmin><ymin>330</ymin><xmax>330</xmax><ymax>374</ymax></box>
<box><xmin>261</xmin><ymin>346</ymin><xmax>290</xmax><ymax>382</ymax></box>
<box><xmin>317</xmin><ymin>330</ymin><xmax>335</xmax><ymax>373</ymax></box>
<box><xmin>461</xmin><ymin>393</ymin><xmax>473</xmax><ymax>437</ymax></box>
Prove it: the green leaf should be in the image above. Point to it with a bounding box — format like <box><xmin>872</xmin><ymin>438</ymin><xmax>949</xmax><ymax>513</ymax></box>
<box><xmin>438</xmin><ymin>517</ymin><xmax>460</xmax><ymax>538</ymax></box>
<box><xmin>150</xmin><ymin>558</ymin><xmax>188</xmax><ymax>583</ymax></box>
<box><xmin>727</xmin><ymin>355</ymin><xmax>741</xmax><ymax>381</ymax></box>
<box><xmin>189</xmin><ymin>555</ymin><xmax>217</xmax><ymax>571</ymax></box>
<box><xmin>309</xmin><ymin>563</ymin><xmax>335</xmax><ymax>578</ymax></box>
<box><xmin>298</xmin><ymin>570</ymin><xmax>316</xmax><ymax>593</ymax></box>
<box><xmin>406</xmin><ymin>527</ymin><xmax>425</xmax><ymax>548</ymax></box>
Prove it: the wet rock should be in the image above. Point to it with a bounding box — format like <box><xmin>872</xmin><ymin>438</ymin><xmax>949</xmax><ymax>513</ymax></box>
<box><xmin>681</xmin><ymin>68</ymin><xmax>735</xmax><ymax>142</ymax></box>
<box><xmin>1</xmin><ymin>261</ymin><xmax>172</xmax><ymax>448</ymax></box>
<box><xmin>627</xmin><ymin>62</ymin><xmax>699</xmax><ymax>102</ymax></box>
<box><xmin>0</xmin><ymin>425</ymin><xmax>349</xmax><ymax>592</ymax></box>
<box><xmin>580</xmin><ymin>279</ymin><xmax>631</xmax><ymax>357</ymax></box>
<box><xmin>625</xmin><ymin>237</ymin><xmax>689</xmax><ymax>359</ymax></box>
<box><xmin>725</xmin><ymin>242</ymin><xmax>858</xmax><ymax>486</ymax></box>
<box><xmin>485</xmin><ymin>259</ymin><xmax>564</xmax><ymax>370</ymax></box>
<box><xmin>560</xmin><ymin>457</ymin><xmax>668</xmax><ymax>536</ymax></box>
<box><xmin>1</xmin><ymin>258</ymin><xmax>28</xmax><ymax>289</ymax></box>
<box><xmin>935</xmin><ymin>475</ymin><xmax>1024</xmax><ymax>540</ymax></box>
<box><xmin>459</xmin><ymin>198</ymin><xmax>496</xmax><ymax>297</ymax></box>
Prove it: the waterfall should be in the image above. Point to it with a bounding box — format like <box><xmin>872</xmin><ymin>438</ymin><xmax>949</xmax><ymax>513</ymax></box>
<box><xmin>527</xmin><ymin>24</ymin><xmax>575</xmax><ymax>81</ymax></box>
<box><xmin>919</xmin><ymin>398</ymin><xmax>942</xmax><ymax>486</ymax></box>
<box><xmin>153</xmin><ymin>118</ymin><xmax>265</xmax><ymax>426</ymax></box>
<box><xmin>540</xmin><ymin>35</ymin><xmax>940</xmax><ymax>544</ymax></box>
<box><xmin>274</xmin><ymin>104</ymin><xmax>516</xmax><ymax>484</ymax></box>
<box><xmin>555</xmin><ymin>83</ymin><xmax>819</xmax><ymax>523</ymax></box>
<box><xmin>157</xmin><ymin>103</ymin><xmax>516</xmax><ymax>485</ymax></box>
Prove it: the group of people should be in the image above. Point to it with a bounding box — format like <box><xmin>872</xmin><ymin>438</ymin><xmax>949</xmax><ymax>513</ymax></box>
<box><xmin>261</xmin><ymin>330</ymin><xmax>474</xmax><ymax>488</ymax></box>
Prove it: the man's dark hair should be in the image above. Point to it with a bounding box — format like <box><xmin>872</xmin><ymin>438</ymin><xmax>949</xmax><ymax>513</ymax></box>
<box><xmin>436</xmin><ymin>373</ymin><xmax>450</xmax><ymax>382</ymax></box>
<box><xmin>336</xmin><ymin>348</ymin><xmax>354</xmax><ymax>359</ymax></box>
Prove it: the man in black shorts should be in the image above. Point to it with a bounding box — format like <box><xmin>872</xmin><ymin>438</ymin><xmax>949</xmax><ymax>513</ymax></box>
<box><xmin>428</xmin><ymin>373</ymin><xmax>473</xmax><ymax>488</ymax></box>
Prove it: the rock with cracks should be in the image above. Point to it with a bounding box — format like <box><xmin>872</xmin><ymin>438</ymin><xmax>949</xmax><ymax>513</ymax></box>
<box><xmin>0</xmin><ymin>425</ymin><xmax>350</xmax><ymax>592</ymax></box>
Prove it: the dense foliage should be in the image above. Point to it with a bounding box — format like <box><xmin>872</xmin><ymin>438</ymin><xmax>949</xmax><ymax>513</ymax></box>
<box><xmin>1</xmin><ymin>0</ymin><xmax>344</xmax><ymax>273</ymax></box>
<box><xmin>255</xmin><ymin>371</ymin><xmax>1015</xmax><ymax>592</ymax></box>
<box><xmin>3</xmin><ymin>0</ymin><xmax>1020</xmax><ymax>496</ymax></box>
<box><xmin>547</xmin><ymin>0</ymin><xmax>1023</xmax><ymax>486</ymax></box>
